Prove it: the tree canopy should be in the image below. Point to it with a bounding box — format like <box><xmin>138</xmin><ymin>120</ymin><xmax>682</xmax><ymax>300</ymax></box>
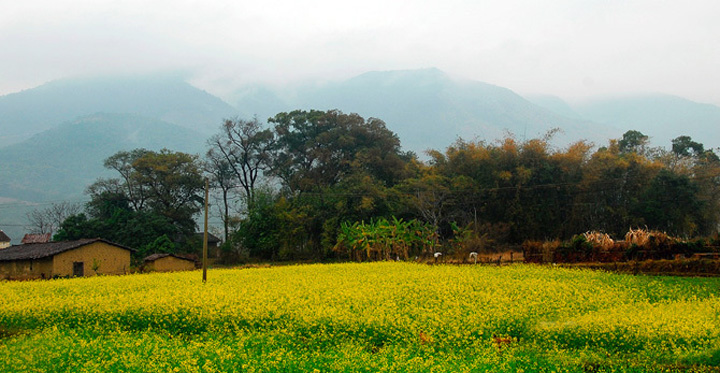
<box><xmin>61</xmin><ymin>116</ymin><xmax>720</xmax><ymax>264</ymax></box>
<box><xmin>56</xmin><ymin>149</ymin><xmax>204</xmax><ymax>258</ymax></box>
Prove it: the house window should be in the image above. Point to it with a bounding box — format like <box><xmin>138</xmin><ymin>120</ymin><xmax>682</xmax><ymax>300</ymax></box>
<box><xmin>73</xmin><ymin>262</ymin><xmax>84</xmax><ymax>277</ymax></box>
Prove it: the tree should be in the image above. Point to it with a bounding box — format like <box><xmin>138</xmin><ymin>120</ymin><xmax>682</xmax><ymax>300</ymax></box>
<box><xmin>672</xmin><ymin>136</ymin><xmax>704</xmax><ymax>158</ymax></box>
<box><xmin>131</xmin><ymin>149</ymin><xmax>205</xmax><ymax>233</ymax></box>
<box><xmin>618</xmin><ymin>130</ymin><xmax>649</xmax><ymax>155</ymax></box>
<box><xmin>54</xmin><ymin>208</ymin><xmax>181</xmax><ymax>260</ymax></box>
<box><xmin>572</xmin><ymin>141</ymin><xmax>661</xmax><ymax>236</ymax></box>
<box><xmin>269</xmin><ymin>110</ymin><xmax>410</xmax><ymax>195</ymax></box>
<box><xmin>204</xmin><ymin>149</ymin><xmax>239</xmax><ymax>242</ymax></box>
<box><xmin>75</xmin><ymin>149</ymin><xmax>205</xmax><ymax>251</ymax></box>
<box><xmin>207</xmin><ymin>118</ymin><xmax>274</xmax><ymax>204</ymax></box>
<box><xmin>261</xmin><ymin>109</ymin><xmax>412</xmax><ymax>257</ymax></box>
<box><xmin>637</xmin><ymin>170</ymin><xmax>702</xmax><ymax>236</ymax></box>
<box><xmin>101</xmin><ymin>149</ymin><xmax>151</xmax><ymax>211</ymax></box>
<box><xmin>26</xmin><ymin>202</ymin><xmax>81</xmax><ymax>235</ymax></box>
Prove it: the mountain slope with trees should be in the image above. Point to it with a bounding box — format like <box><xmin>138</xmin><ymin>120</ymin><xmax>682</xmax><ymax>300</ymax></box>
<box><xmin>0</xmin><ymin>75</ymin><xmax>237</xmax><ymax>148</ymax></box>
<box><xmin>234</xmin><ymin>69</ymin><xmax>621</xmax><ymax>153</ymax></box>
<box><xmin>0</xmin><ymin>113</ymin><xmax>206</xmax><ymax>202</ymax></box>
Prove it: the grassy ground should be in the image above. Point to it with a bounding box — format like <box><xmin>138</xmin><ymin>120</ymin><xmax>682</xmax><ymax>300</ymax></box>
<box><xmin>1</xmin><ymin>262</ymin><xmax>719</xmax><ymax>372</ymax></box>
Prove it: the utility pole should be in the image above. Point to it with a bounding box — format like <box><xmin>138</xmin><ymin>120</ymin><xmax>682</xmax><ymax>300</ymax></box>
<box><xmin>202</xmin><ymin>178</ymin><xmax>209</xmax><ymax>283</ymax></box>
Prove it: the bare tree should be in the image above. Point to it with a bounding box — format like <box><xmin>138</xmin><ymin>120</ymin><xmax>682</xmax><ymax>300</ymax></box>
<box><xmin>207</xmin><ymin>118</ymin><xmax>275</xmax><ymax>204</ymax></box>
<box><xmin>204</xmin><ymin>149</ymin><xmax>239</xmax><ymax>242</ymax></box>
<box><xmin>26</xmin><ymin>202</ymin><xmax>81</xmax><ymax>235</ymax></box>
<box><xmin>102</xmin><ymin>148</ymin><xmax>151</xmax><ymax>211</ymax></box>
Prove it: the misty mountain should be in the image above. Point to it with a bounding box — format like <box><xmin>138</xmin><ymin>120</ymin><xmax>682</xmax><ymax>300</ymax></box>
<box><xmin>0</xmin><ymin>113</ymin><xmax>206</xmax><ymax>202</ymax></box>
<box><xmin>523</xmin><ymin>94</ymin><xmax>585</xmax><ymax>120</ymax></box>
<box><xmin>0</xmin><ymin>75</ymin><xmax>237</xmax><ymax>148</ymax></box>
<box><xmin>231</xmin><ymin>85</ymin><xmax>294</xmax><ymax>121</ymax></box>
<box><xmin>233</xmin><ymin>68</ymin><xmax>620</xmax><ymax>153</ymax></box>
<box><xmin>571</xmin><ymin>95</ymin><xmax>720</xmax><ymax>149</ymax></box>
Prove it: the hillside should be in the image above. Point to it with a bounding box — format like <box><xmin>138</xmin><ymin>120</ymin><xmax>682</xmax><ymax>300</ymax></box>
<box><xmin>571</xmin><ymin>94</ymin><xmax>720</xmax><ymax>149</ymax></box>
<box><xmin>0</xmin><ymin>113</ymin><xmax>206</xmax><ymax>202</ymax></box>
<box><xmin>0</xmin><ymin>75</ymin><xmax>237</xmax><ymax>148</ymax></box>
<box><xmin>523</xmin><ymin>94</ymin><xmax>585</xmax><ymax>120</ymax></box>
<box><xmin>234</xmin><ymin>69</ymin><xmax>620</xmax><ymax>153</ymax></box>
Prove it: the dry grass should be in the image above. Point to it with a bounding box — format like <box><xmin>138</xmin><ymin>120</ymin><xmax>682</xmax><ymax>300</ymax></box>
<box><xmin>625</xmin><ymin>228</ymin><xmax>676</xmax><ymax>247</ymax></box>
<box><xmin>582</xmin><ymin>231</ymin><xmax>615</xmax><ymax>250</ymax></box>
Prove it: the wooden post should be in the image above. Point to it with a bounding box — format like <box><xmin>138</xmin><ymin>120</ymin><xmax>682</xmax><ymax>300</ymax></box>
<box><xmin>202</xmin><ymin>178</ymin><xmax>209</xmax><ymax>283</ymax></box>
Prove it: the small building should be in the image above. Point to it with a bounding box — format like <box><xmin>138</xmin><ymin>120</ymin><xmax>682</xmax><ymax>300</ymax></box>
<box><xmin>0</xmin><ymin>230</ymin><xmax>10</xmax><ymax>249</ymax></box>
<box><xmin>21</xmin><ymin>233</ymin><xmax>51</xmax><ymax>244</ymax></box>
<box><xmin>193</xmin><ymin>232</ymin><xmax>222</xmax><ymax>258</ymax></box>
<box><xmin>143</xmin><ymin>253</ymin><xmax>197</xmax><ymax>273</ymax></box>
<box><xmin>0</xmin><ymin>238</ymin><xmax>133</xmax><ymax>280</ymax></box>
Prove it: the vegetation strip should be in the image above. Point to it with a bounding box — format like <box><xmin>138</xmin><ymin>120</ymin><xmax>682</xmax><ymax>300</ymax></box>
<box><xmin>1</xmin><ymin>262</ymin><xmax>719</xmax><ymax>372</ymax></box>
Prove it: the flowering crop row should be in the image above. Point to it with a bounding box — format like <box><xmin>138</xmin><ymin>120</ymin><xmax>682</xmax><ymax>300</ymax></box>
<box><xmin>1</xmin><ymin>262</ymin><xmax>719</xmax><ymax>372</ymax></box>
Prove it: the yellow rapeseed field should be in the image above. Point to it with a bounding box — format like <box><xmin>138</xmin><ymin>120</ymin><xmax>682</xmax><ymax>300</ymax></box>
<box><xmin>0</xmin><ymin>262</ymin><xmax>719</xmax><ymax>372</ymax></box>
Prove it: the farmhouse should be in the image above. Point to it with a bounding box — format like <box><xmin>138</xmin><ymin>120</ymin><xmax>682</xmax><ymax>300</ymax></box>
<box><xmin>192</xmin><ymin>232</ymin><xmax>222</xmax><ymax>257</ymax></box>
<box><xmin>143</xmin><ymin>253</ymin><xmax>197</xmax><ymax>272</ymax></box>
<box><xmin>0</xmin><ymin>238</ymin><xmax>133</xmax><ymax>280</ymax></box>
<box><xmin>0</xmin><ymin>230</ymin><xmax>10</xmax><ymax>249</ymax></box>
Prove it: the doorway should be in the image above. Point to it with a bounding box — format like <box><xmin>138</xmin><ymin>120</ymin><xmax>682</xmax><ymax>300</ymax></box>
<box><xmin>73</xmin><ymin>262</ymin><xmax>84</xmax><ymax>277</ymax></box>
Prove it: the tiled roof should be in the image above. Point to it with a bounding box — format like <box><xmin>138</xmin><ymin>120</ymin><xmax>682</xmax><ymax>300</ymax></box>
<box><xmin>0</xmin><ymin>238</ymin><xmax>134</xmax><ymax>261</ymax></box>
<box><xmin>194</xmin><ymin>232</ymin><xmax>222</xmax><ymax>244</ymax></box>
<box><xmin>143</xmin><ymin>253</ymin><xmax>196</xmax><ymax>263</ymax></box>
<box><xmin>21</xmin><ymin>233</ymin><xmax>51</xmax><ymax>244</ymax></box>
<box><xmin>0</xmin><ymin>230</ymin><xmax>10</xmax><ymax>242</ymax></box>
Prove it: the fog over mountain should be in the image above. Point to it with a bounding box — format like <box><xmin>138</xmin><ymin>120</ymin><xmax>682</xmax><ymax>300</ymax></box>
<box><xmin>0</xmin><ymin>75</ymin><xmax>237</xmax><ymax>148</ymax></box>
<box><xmin>235</xmin><ymin>68</ymin><xmax>621</xmax><ymax>153</ymax></box>
<box><xmin>0</xmin><ymin>113</ymin><xmax>206</xmax><ymax>202</ymax></box>
<box><xmin>523</xmin><ymin>95</ymin><xmax>585</xmax><ymax>121</ymax></box>
<box><xmin>526</xmin><ymin>94</ymin><xmax>720</xmax><ymax>150</ymax></box>
<box><xmin>2</xmin><ymin>69</ymin><xmax>720</xmax><ymax>243</ymax></box>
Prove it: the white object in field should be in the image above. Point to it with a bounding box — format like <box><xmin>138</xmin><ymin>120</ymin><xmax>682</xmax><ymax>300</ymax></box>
<box><xmin>434</xmin><ymin>252</ymin><xmax>442</xmax><ymax>258</ymax></box>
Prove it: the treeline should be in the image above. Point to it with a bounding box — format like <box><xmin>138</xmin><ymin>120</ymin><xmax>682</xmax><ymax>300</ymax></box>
<box><xmin>55</xmin><ymin>110</ymin><xmax>720</xmax><ymax>262</ymax></box>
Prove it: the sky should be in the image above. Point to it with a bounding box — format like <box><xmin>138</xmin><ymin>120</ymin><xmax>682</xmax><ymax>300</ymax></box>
<box><xmin>1</xmin><ymin>0</ymin><xmax>719</xmax><ymax>105</ymax></box>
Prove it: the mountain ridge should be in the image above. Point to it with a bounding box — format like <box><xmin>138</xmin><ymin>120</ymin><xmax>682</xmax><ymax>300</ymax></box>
<box><xmin>527</xmin><ymin>93</ymin><xmax>720</xmax><ymax>149</ymax></box>
<box><xmin>0</xmin><ymin>75</ymin><xmax>238</xmax><ymax>148</ymax></box>
<box><xmin>235</xmin><ymin>68</ymin><xmax>621</xmax><ymax>153</ymax></box>
<box><xmin>0</xmin><ymin>112</ymin><xmax>206</xmax><ymax>202</ymax></box>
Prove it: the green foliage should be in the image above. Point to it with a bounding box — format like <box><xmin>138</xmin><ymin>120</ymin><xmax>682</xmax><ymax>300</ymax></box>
<box><xmin>57</xmin><ymin>148</ymin><xmax>205</xmax><ymax>256</ymax></box>
<box><xmin>55</xmin><ymin>147</ymin><xmax>206</xmax><ymax>259</ymax></box>
<box><xmin>54</xmin><ymin>107</ymin><xmax>720</xmax><ymax>263</ymax></box>
<box><xmin>214</xmin><ymin>123</ymin><xmax>720</xmax><ymax>261</ymax></box>
<box><xmin>334</xmin><ymin>217</ymin><xmax>437</xmax><ymax>261</ymax></box>
<box><xmin>142</xmin><ymin>234</ymin><xmax>176</xmax><ymax>255</ymax></box>
<box><xmin>232</xmin><ymin>190</ymin><xmax>282</xmax><ymax>260</ymax></box>
<box><xmin>618</xmin><ymin>130</ymin><xmax>649</xmax><ymax>154</ymax></box>
<box><xmin>672</xmin><ymin>135</ymin><xmax>704</xmax><ymax>157</ymax></box>
<box><xmin>637</xmin><ymin>169</ymin><xmax>702</xmax><ymax>236</ymax></box>
<box><xmin>54</xmin><ymin>208</ymin><xmax>181</xmax><ymax>260</ymax></box>
<box><xmin>268</xmin><ymin>109</ymin><xmax>410</xmax><ymax>193</ymax></box>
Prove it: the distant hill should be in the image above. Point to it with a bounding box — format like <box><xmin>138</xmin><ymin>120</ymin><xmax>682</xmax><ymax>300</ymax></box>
<box><xmin>0</xmin><ymin>113</ymin><xmax>206</xmax><ymax>202</ymax></box>
<box><xmin>523</xmin><ymin>94</ymin><xmax>585</xmax><ymax>120</ymax></box>
<box><xmin>0</xmin><ymin>75</ymin><xmax>238</xmax><ymax>148</ymax></box>
<box><xmin>234</xmin><ymin>68</ymin><xmax>620</xmax><ymax>153</ymax></box>
<box><xmin>571</xmin><ymin>95</ymin><xmax>720</xmax><ymax>149</ymax></box>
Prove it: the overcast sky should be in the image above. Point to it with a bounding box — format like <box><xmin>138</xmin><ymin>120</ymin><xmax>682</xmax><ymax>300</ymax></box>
<box><xmin>1</xmin><ymin>0</ymin><xmax>719</xmax><ymax>105</ymax></box>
